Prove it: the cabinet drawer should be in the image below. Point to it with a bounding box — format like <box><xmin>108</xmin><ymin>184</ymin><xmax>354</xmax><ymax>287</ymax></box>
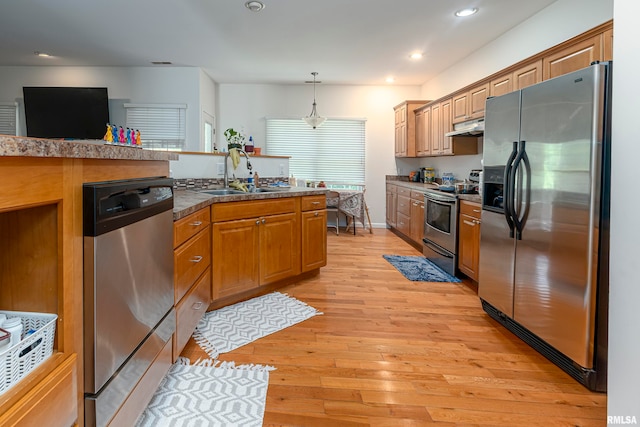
<box><xmin>174</xmin><ymin>269</ymin><xmax>211</xmax><ymax>357</ymax></box>
<box><xmin>459</xmin><ymin>200</ymin><xmax>481</xmax><ymax>219</ymax></box>
<box><xmin>396</xmin><ymin>186</ymin><xmax>411</xmax><ymax>197</ymax></box>
<box><xmin>174</xmin><ymin>207</ymin><xmax>210</xmax><ymax>248</ymax></box>
<box><xmin>386</xmin><ymin>184</ymin><xmax>397</xmax><ymax>193</ymax></box>
<box><xmin>410</xmin><ymin>190</ymin><xmax>425</xmax><ymax>200</ymax></box>
<box><xmin>0</xmin><ymin>354</ymin><xmax>77</xmax><ymax>427</ymax></box>
<box><xmin>174</xmin><ymin>227</ymin><xmax>211</xmax><ymax>303</ymax></box>
<box><xmin>397</xmin><ymin>195</ymin><xmax>411</xmax><ymax>217</ymax></box>
<box><xmin>396</xmin><ymin>212</ymin><xmax>411</xmax><ymax>236</ymax></box>
<box><xmin>301</xmin><ymin>195</ymin><xmax>326</xmax><ymax>211</ymax></box>
<box><xmin>212</xmin><ymin>198</ymin><xmax>297</xmax><ymax>222</ymax></box>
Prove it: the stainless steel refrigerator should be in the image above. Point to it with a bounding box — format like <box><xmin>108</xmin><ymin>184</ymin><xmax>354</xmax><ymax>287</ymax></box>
<box><xmin>478</xmin><ymin>62</ymin><xmax>611</xmax><ymax>392</ymax></box>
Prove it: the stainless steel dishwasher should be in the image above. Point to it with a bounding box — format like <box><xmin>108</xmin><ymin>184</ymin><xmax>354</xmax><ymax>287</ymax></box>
<box><xmin>83</xmin><ymin>177</ymin><xmax>175</xmax><ymax>427</ymax></box>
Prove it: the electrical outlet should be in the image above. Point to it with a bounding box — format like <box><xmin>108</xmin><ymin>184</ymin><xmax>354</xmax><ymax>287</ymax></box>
<box><xmin>279</xmin><ymin>164</ymin><xmax>285</xmax><ymax>176</ymax></box>
<box><xmin>217</xmin><ymin>163</ymin><xmax>225</xmax><ymax>175</ymax></box>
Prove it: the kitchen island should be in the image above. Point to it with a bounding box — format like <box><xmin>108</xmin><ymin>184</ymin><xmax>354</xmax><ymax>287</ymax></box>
<box><xmin>0</xmin><ymin>135</ymin><xmax>175</xmax><ymax>426</ymax></box>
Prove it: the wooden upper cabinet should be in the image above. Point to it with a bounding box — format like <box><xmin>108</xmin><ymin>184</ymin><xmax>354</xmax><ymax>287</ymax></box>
<box><xmin>394</xmin><ymin>101</ymin><xmax>427</xmax><ymax>157</ymax></box>
<box><xmin>513</xmin><ymin>59</ymin><xmax>542</xmax><ymax>90</ymax></box>
<box><xmin>429</xmin><ymin>103</ymin><xmax>441</xmax><ymax>155</ymax></box>
<box><xmin>490</xmin><ymin>73</ymin><xmax>512</xmax><ymax>98</ymax></box>
<box><xmin>453</xmin><ymin>83</ymin><xmax>489</xmax><ymax>124</ymax></box>
<box><xmin>440</xmin><ymin>98</ymin><xmax>453</xmax><ymax>154</ymax></box>
<box><xmin>543</xmin><ymin>35</ymin><xmax>602</xmax><ymax>80</ymax></box>
<box><xmin>603</xmin><ymin>28</ymin><xmax>613</xmax><ymax>62</ymax></box>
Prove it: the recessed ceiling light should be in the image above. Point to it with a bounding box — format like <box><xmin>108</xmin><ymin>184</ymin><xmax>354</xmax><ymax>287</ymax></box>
<box><xmin>386</xmin><ymin>77</ymin><xmax>395</xmax><ymax>84</ymax></box>
<box><xmin>34</xmin><ymin>51</ymin><xmax>51</xmax><ymax>57</ymax></box>
<box><xmin>455</xmin><ymin>8</ymin><xmax>478</xmax><ymax>17</ymax></box>
<box><xmin>245</xmin><ymin>1</ymin><xmax>265</xmax><ymax>12</ymax></box>
<box><xmin>410</xmin><ymin>52</ymin><xmax>423</xmax><ymax>60</ymax></box>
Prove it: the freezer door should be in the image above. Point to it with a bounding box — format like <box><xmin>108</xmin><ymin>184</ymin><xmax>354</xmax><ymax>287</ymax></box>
<box><xmin>514</xmin><ymin>64</ymin><xmax>606</xmax><ymax>368</ymax></box>
<box><xmin>478</xmin><ymin>91</ymin><xmax>521</xmax><ymax>317</ymax></box>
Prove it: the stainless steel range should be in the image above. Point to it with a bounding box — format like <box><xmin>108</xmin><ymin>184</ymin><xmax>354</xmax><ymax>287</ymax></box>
<box><xmin>422</xmin><ymin>188</ymin><xmax>458</xmax><ymax>276</ymax></box>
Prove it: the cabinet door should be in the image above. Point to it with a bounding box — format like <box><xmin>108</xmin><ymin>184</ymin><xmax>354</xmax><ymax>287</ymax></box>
<box><xmin>409</xmin><ymin>198</ymin><xmax>424</xmax><ymax>244</ymax></box>
<box><xmin>440</xmin><ymin>99</ymin><xmax>453</xmax><ymax>154</ymax></box>
<box><xmin>513</xmin><ymin>60</ymin><xmax>542</xmax><ymax>91</ymax></box>
<box><xmin>260</xmin><ymin>212</ymin><xmax>300</xmax><ymax>285</ymax></box>
<box><xmin>458</xmin><ymin>202</ymin><xmax>482</xmax><ymax>281</ymax></box>
<box><xmin>430</xmin><ymin>103</ymin><xmax>442</xmax><ymax>154</ymax></box>
<box><xmin>543</xmin><ymin>36</ymin><xmax>602</xmax><ymax>80</ymax></box>
<box><xmin>419</xmin><ymin>107</ymin><xmax>432</xmax><ymax>156</ymax></box>
<box><xmin>212</xmin><ymin>218</ymin><xmax>260</xmax><ymax>299</ymax></box>
<box><xmin>469</xmin><ymin>83</ymin><xmax>489</xmax><ymax>120</ymax></box>
<box><xmin>394</xmin><ymin>105</ymin><xmax>408</xmax><ymax>157</ymax></box>
<box><xmin>452</xmin><ymin>92</ymin><xmax>468</xmax><ymax>123</ymax></box>
<box><xmin>301</xmin><ymin>210</ymin><xmax>327</xmax><ymax>272</ymax></box>
<box><xmin>603</xmin><ymin>29</ymin><xmax>613</xmax><ymax>61</ymax></box>
<box><xmin>415</xmin><ymin>110</ymin><xmax>425</xmax><ymax>156</ymax></box>
<box><xmin>386</xmin><ymin>185</ymin><xmax>397</xmax><ymax>227</ymax></box>
<box><xmin>490</xmin><ymin>73</ymin><xmax>513</xmax><ymax>97</ymax></box>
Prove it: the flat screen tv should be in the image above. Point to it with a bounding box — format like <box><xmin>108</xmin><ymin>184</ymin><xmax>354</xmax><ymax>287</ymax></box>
<box><xmin>23</xmin><ymin>87</ymin><xmax>110</xmax><ymax>139</ymax></box>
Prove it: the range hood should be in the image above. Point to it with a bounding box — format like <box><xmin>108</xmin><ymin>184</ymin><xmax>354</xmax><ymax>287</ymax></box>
<box><xmin>445</xmin><ymin>118</ymin><xmax>484</xmax><ymax>137</ymax></box>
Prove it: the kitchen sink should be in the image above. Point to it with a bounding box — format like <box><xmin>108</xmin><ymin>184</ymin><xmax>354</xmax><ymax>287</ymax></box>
<box><xmin>201</xmin><ymin>188</ymin><xmax>245</xmax><ymax>195</ymax></box>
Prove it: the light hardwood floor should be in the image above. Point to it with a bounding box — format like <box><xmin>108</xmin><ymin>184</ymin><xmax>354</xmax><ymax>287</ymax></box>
<box><xmin>181</xmin><ymin>229</ymin><xmax>607</xmax><ymax>426</ymax></box>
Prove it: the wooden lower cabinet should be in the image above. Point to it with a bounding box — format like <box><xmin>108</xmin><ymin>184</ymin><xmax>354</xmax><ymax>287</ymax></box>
<box><xmin>396</xmin><ymin>187</ymin><xmax>411</xmax><ymax>237</ymax></box>
<box><xmin>173</xmin><ymin>207</ymin><xmax>211</xmax><ymax>359</ymax></box>
<box><xmin>458</xmin><ymin>200</ymin><xmax>482</xmax><ymax>281</ymax></box>
<box><xmin>409</xmin><ymin>190</ymin><xmax>425</xmax><ymax>244</ymax></box>
<box><xmin>301</xmin><ymin>195</ymin><xmax>327</xmax><ymax>272</ymax></box>
<box><xmin>211</xmin><ymin>196</ymin><xmax>319</xmax><ymax>303</ymax></box>
<box><xmin>0</xmin><ymin>354</ymin><xmax>77</xmax><ymax>427</ymax></box>
<box><xmin>386</xmin><ymin>184</ymin><xmax>397</xmax><ymax>227</ymax></box>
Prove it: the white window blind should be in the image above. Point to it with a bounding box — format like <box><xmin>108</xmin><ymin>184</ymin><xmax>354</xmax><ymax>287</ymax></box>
<box><xmin>266</xmin><ymin>119</ymin><xmax>366</xmax><ymax>185</ymax></box>
<box><xmin>0</xmin><ymin>102</ymin><xmax>18</xmax><ymax>136</ymax></box>
<box><xmin>124</xmin><ymin>103</ymin><xmax>186</xmax><ymax>150</ymax></box>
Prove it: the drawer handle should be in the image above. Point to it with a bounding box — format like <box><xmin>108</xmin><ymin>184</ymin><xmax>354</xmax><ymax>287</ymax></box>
<box><xmin>190</xmin><ymin>221</ymin><xmax>203</xmax><ymax>226</ymax></box>
<box><xmin>463</xmin><ymin>219</ymin><xmax>476</xmax><ymax>227</ymax></box>
<box><xmin>311</xmin><ymin>201</ymin><xmax>320</xmax><ymax>205</ymax></box>
<box><xmin>190</xmin><ymin>255</ymin><xmax>203</xmax><ymax>263</ymax></box>
<box><xmin>192</xmin><ymin>301</ymin><xmax>203</xmax><ymax>310</ymax></box>
<box><xmin>472</xmin><ymin>209</ymin><xmax>481</xmax><ymax>213</ymax></box>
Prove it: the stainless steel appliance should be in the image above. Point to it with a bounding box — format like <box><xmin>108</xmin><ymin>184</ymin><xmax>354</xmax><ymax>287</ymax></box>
<box><xmin>423</xmin><ymin>189</ymin><xmax>458</xmax><ymax>276</ymax></box>
<box><xmin>83</xmin><ymin>177</ymin><xmax>176</xmax><ymax>426</ymax></box>
<box><xmin>478</xmin><ymin>62</ymin><xmax>611</xmax><ymax>392</ymax></box>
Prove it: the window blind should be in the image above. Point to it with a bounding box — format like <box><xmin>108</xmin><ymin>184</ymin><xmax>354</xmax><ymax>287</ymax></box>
<box><xmin>266</xmin><ymin>118</ymin><xmax>366</xmax><ymax>185</ymax></box>
<box><xmin>124</xmin><ymin>103</ymin><xmax>186</xmax><ymax>150</ymax></box>
<box><xmin>0</xmin><ymin>102</ymin><xmax>18</xmax><ymax>136</ymax></box>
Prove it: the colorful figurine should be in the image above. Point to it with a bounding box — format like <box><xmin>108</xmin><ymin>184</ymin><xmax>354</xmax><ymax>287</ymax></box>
<box><xmin>118</xmin><ymin>126</ymin><xmax>125</xmax><ymax>144</ymax></box>
<box><xmin>103</xmin><ymin>123</ymin><xmax>113</xmax><ymax>142</ymax></box>
<box><xmin>135</xmin><ymin>129</ymin><xmax>142</xmax><ymax>147</ymax></box>
<box><xmin>126</xmin><ymin>128</ymin><xmax>132</xmax><ymax>145</ymax></box>
<box><xmin>111</xmin><ymin>125</ymin><xmax>118</xmax><ymax>143</ymax></box>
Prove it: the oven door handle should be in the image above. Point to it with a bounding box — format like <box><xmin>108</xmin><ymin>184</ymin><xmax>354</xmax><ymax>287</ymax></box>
<box><xmin>422</xmin><ymin>239</ymin><xmax>454</xmax><ymax>259</ymax></box>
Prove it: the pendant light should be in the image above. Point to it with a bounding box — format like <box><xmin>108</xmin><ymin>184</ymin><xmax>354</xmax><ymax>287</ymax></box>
<box><xmin>303</xmin><ymin>72</ymin><xmax>326</xmax><ymax>129</ymax></box>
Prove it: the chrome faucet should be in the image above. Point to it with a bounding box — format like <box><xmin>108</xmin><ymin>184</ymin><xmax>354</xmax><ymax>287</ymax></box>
<box><xmin>223</xmin><ymin>149</ymin><xmax>252</xmax><ymax>188</ymax></box>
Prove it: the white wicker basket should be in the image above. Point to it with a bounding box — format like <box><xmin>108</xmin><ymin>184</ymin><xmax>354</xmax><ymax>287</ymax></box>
<box><xmin>0</xmin><ymin>310</ymin><xmax>57</xmax><ymax>395</ymax></box>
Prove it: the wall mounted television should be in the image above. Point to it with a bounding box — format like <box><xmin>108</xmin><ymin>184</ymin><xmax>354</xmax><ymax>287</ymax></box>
<box><xmin>23</xmin><ymin>86</ymin><xmax>110</xmax><ymax>139</ymax></box>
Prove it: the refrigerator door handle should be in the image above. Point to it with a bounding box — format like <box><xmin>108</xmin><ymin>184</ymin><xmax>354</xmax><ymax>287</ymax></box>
<box><xmin>511</xmin><ymin>140</ymin><xmax>532</xmax><ymax>240</ymax></box>
<box><xmin>503</xmin><ymin>141</ymin><xmax>518</xmax><ymax>238</ymax></box>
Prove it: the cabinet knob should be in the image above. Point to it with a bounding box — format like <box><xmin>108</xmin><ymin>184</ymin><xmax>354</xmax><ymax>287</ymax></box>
<box><xmin>314</xmin><ymin>212</ymin><xmax>319</xmax><ymax>217</ymax></box>
<box><xmin>256</xmin><ymin>220</ymin><xmax>261</xmax><ymax>225</ymax></box>
<box><xmin>262</xmin><ymin>218</ymin><xmax>266</xmax><ymax>224</ymax></box>
<box><xmin>189</xmin><ymin>255</ymin><xmax>203</xmax><ymax>263</ymax></box>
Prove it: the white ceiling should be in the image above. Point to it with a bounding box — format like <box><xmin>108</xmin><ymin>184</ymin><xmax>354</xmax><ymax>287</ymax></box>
<box><xmin>0</xmin><ymin>0</ymin><xmax>558</xmax><ymax>85</ymax></box>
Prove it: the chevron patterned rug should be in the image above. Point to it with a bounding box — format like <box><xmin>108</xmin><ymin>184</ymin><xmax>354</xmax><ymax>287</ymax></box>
<box><xmin>193</xmin><ymin>292</ymin><xmax>322</xmax><ymax>359</ymax></box>
<box><xmin>136</xmin><ymin>358</ymin><xmax>274</xmax><ymax>427</ymax></box>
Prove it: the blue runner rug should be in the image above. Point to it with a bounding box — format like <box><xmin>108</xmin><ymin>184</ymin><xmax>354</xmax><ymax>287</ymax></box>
<box><xmin>383</xmin><ymin>255</ymin><xmax>461</xmax><ymax>283</ymax></box>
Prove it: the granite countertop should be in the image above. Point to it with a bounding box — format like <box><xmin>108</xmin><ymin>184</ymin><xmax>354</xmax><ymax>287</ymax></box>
<box><xmin>173</xmin><ymin>187</ymin><xmax>328</xmax><ymax>220</ymax></box>
<box><xmin>386</xmin><ymin>176</ymin><xmax>482</xmax><ymax>204</ymax></box>
<box><xmin>0</xmin><ymin>135</ymin><xmax>179</xmax><ymax>161</ymax></box>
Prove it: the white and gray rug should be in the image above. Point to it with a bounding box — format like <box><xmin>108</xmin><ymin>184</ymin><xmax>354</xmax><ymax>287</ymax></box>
<box><xmin>136</xmin><ymin>358</ymin><xmax>274</xmax><ymax>427</ymax></box>
<box><xmin>193</xmin><ymin>292</ymin><xmax>322</xmax><ymax>359</ymax></box>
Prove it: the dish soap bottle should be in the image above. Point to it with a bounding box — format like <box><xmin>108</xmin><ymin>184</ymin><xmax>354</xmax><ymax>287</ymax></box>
<box><xmin>245</xmin><ymin>136</ymin><xmax>254</xmax><ymax>153</ymax></box>
<box><xmin>247</xmin><ymin>171</ymin><xmax>254</xmax><ymax>191</ymax></box>
<box><xmin>254</xmin><ymin>171</ymin><xmax>260</xmax><ymax>188</ymax></box>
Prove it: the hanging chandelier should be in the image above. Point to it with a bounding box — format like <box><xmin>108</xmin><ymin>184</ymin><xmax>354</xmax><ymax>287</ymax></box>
<box><xmin>303</xmin><ymin>72</ymin><xmax>326</xmax><ymax>129</ymax></box>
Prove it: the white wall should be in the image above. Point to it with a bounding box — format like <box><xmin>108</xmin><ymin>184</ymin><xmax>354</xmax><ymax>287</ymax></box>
<box><xmin>609</xmin><ymin>0</ymin><xmax>640</xmax><ymax>421</ymax></box>
<box><xmin>0</xmin><ymin>66</ymin><xmax>211</xmax><ymax>152</ymax></box>
<box><xmin>219</xmin><ymin>84</ymin><xmax>422</xmax><ymax>227</ymax></box>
